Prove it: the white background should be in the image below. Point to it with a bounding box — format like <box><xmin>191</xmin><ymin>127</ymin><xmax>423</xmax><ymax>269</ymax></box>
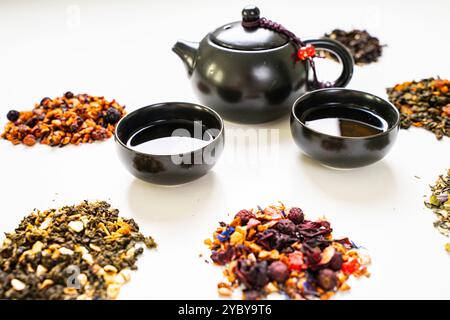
<box><xmin>0</xmin><ymin>0</ymin><xmax>449</xmax><ymax>299</ymax></box>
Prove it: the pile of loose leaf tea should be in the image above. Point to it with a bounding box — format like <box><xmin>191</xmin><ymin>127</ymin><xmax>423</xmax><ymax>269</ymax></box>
<box><xmin>1</xmin><ymin>92</ymin><xmax>126</xmax><ymax>147</ymax></box>
<box><xmin>0</xmin><ymin>201</ymin><xmax>156</xmax><ymax>299</ymax></box>
<box><xmin>205</xmin><ymin>204</ymin><xmax>370</xmax><ymax>300</ymax></box>
<box><xmin>387</xmin><ymin>78</ymin><xmax>450</xmax><ymax>139</ymax></box>
<box><xmin>425</xmin><ymin>170</ymin><xmax>450</xmax><ymax>253</ymax></box>
<box><xmin>323</xmin><ymin>29</ymin><xmax>383</xmax><ymax>65</ymax></box>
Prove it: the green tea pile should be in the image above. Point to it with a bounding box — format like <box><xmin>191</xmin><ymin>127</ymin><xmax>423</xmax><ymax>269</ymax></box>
<box><xmin>0</xmin><ymin>201</ymin><xmax>156</xmax><ymax>300</ymax></box>
<box><xmin>387</xmin><ymin>78</ymin><xmax>450</xmax><ymax>139</ymax></box>
<box><xmin>205</xmin><ymin>203</ymin><xmax>370</xmax><ymax>300</ymax></box>
<box><xmin>425</xmin><ymin>170</ymin><xmax>450</xmax><ymax>253</ymax></box>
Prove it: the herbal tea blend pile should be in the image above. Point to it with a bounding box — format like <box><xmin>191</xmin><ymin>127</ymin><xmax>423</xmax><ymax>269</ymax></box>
<box><xmin>323</xmin><ymin>29</ymin><xmax>383</xmax><ymax>65</ymax></box>
<box><xmin>1</xmin><ymin>92</ymin><xmax>125</xmax><ymax>146</ymax></box>
<box><xmin>387</xmin><ymin>78</ymin><xmax>450</xmax><ymax>139</ymax></box>
<box><xmin>0</xmin><ymin>201</ymin><xmax>156</xmax><ymax>300</ymax></box>
<box><xmin>425</xmin><ymin>170</ymin><xmax>450</xmax><ymax>252</ymax></box>
<box><xmin>205</xmin><ymin>204</ymin><xmax>370</xmax><ymax>300</ymax></box>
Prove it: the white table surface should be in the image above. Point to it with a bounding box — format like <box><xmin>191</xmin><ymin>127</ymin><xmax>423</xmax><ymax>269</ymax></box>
<box><xmin>0</xmin><ymin>0</ymin><xmax>449</xmax><ymax>300</ymax></box>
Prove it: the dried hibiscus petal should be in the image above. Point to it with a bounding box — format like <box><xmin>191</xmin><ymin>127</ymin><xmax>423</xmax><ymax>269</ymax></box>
<box><xmin>256</xmin><ymin>229</ymin><xmax>295</xmax><ymax>251</ymax></box>
<box><xmin>298</xmin><ymin>220</ymin><xmax>332</xmax><ymax>238</ymax></box>
<box><xmin>211</xmin><ymin>246</ymin><xmax>235</xmax><ymax>265</ymax></box>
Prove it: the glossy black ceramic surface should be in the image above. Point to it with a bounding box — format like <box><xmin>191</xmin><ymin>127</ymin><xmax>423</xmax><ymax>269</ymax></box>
<box><xmin>115</xmin><ymin>102</ymin><xmax>224</xmax><ymax>185</ymax></box>
<box><xmin>173</xmin><ymin>6</ymin><xmax>354</xmax><ymax>124</ymax></box>
<box><xmin>290</xmin><ymin>89</ymin><xmax>400</xmax><ymax>169</ymax></box>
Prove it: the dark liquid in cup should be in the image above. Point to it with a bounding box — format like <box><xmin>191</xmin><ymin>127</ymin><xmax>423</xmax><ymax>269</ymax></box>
<box><xmin>303</xmin><ymin>104</ymin><xmax>387</xmax><ymax>137</ymax></box>
<box><xmin>127</xmin><ymin>119</ymin><xmax>213</xmax><ymax>155</ymax></box>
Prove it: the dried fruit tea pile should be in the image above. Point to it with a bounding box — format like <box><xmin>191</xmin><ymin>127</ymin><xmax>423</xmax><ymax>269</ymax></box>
<box><xmin>1</xmin><ymin>92</ymin><xmax>125</xmax><ymax>146</ymax></box>
<box><xmin>205</xmin><ymin>204</ymin><xmax>370</xmax><ymax>300</ymax></box>
<box><xmin>323</xmin><ymin>29</ymin><xmax>383</xmax><ymax>65</ymax></box>
<box><xmin>425</xmin><ymin>169</ymin><xmax>450</xmax><ymax>253</ymax></box>
<box><xmin>0</xmin><ymin>201</ymin><xmax>156</xmax><ymax>299</ymax></box>
<box><xmin>387</xmin><ymin>78</ymin><xmax>450</xmax><ymax>140</ymax></box>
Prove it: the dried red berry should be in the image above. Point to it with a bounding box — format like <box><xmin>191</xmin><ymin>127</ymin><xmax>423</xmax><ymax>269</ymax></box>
<box><xmin>6</xmin><ymin>110</ymin><xmax>20</xmax><ymax>122</ymax></box>
<box><xmin>288</xmin><ymin>207</ymin><xmax>304</xmax><ymax>224</ymax></box>
<box><xmin>64</xmin><ymin>91</ymin><xmax>74</xmax><ymax>99</ymax></box>
<box><xmin>104</xmin><ymin>107</ymin><xmax>121</xmax><ymax>124</ymax></box>
<box><xmin>317</xmin><ymin>269</ymin><xmax>337</xmax><ymax>291</ymax></box>
<box><xmin>235</xmin><ymin>209</ymin><xmax>255</xmax><ymax>225</ymax></box>
<box><xmin>275</xmin><ymin>219</ymin><xmax>296</xmax><ymax>235</ymax></box>
<box><xmin>267</xmin><ymin>261</ymin><xmax>290</xmax><ymax>283</ymax></box>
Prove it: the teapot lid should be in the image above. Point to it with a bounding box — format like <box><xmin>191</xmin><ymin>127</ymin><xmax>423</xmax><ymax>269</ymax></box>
<box><xmin>209</xmin><ymin>6</ymin><xmax>289</xmax><ymax>51</ymax></box>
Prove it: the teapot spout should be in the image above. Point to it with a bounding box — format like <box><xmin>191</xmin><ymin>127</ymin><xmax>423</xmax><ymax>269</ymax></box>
<box><xmin>172</xmin><ymin>40</ymin><xmax>199</xmax><ymax>76</ymax></box>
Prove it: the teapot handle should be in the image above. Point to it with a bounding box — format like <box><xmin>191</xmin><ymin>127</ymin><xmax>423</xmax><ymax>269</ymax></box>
<box><xmin>304</xmin><ymin>38</ymin><xmax>354</xmax><ymax>89</ymax></box>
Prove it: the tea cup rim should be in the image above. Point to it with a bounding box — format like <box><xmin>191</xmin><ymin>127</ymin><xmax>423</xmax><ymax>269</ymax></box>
<box><xmin>291</xmin><ymin>88</ymin><xmax>400</xmax><ymax>140</ymax></box>
<box><xmin>114</xmin><ymin>101</ymin><xmax>225</xmax><ymax>157</ymax></box>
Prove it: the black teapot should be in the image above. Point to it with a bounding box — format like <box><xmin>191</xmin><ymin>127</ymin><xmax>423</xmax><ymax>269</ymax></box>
<box><xmin>173</xmin><ymin>6</ymin><xmax>354</xmax><ymax>123</ymax></box>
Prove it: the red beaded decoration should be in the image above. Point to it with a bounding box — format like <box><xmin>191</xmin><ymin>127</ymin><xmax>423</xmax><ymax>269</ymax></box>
<box><xmin>297</xmin><ymin>44</ymin><xmax>316</xmax><ymax>61</ymax></box>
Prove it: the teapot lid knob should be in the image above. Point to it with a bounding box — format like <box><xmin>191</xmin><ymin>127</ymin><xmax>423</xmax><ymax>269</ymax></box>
<box><xmin>242</xmin><ymin>6</ymin><xmax>260</xmax><ymax>23</ymax></box>
<box><xmin>211</xmin><ymin>5</ymin><xmax>288</xmax><ymax>50</ymax></box>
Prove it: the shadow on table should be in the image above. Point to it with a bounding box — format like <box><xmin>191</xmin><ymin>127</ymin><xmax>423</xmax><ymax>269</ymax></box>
<box><xmin>126</xmin><ymin>171</ymin><xmax>219</xmax><ymax>223</ymax></box>
<box><xmin>298</xmin><ymin>154</ymin><xmax>397</xmax><ymax>204</ymax></box>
